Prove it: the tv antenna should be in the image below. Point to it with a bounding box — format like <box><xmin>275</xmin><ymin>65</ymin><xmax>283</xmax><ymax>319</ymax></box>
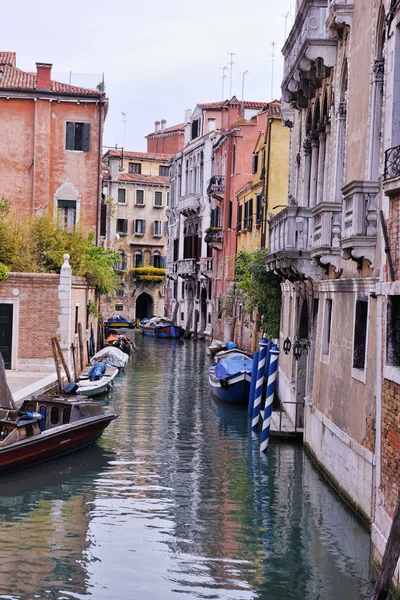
<box><xmin>281</xmin><ymin>11</ymin><xmax>290</xmax><ymax>39</ymax></box>
<box><xmin>241</xmin><ymin>70</ymin><xmax>249</xmax><ymax>102</ymax></box>
<box><xmin>121</xmin><ymin>112</ymin><xmax>128</xmax><ymax>148</ymax></box>
<box><xmin>220</xmin><ymin>66</ymin><xmax>228</xmax><ymax>100</ymax></box>
<box><xmin>270</xmin><ymin>42</ymin><xmax>276</xmax><ymax>100</ymax></box>
<box><xmin>228</xmin><ymin>52</ymin><xmax>236</xmax><ymax>98</ymax></box>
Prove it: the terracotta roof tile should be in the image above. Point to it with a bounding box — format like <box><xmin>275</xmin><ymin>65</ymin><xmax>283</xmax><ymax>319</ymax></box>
<box><xmin>104</xmin><ymin>150</ymin><xmax>173</xmax><ymax>162</ymax></box>
<box><xmin>0</xmin><ymin>64</ymin><xmax>104</xmax><ymax>97</ymax></box>
<box><xmin>0</xmin><ymin>52</ymin><xmax>16</xmax><ymax>67</ymax></box>
<box><xmin>198</xmin><ymin>97</ymin><xmax>269</xmax><ymax>111</ymax></box>
<box><xmin>146</xmin><ymin>123</ymin><xmax>185</xmax><ymax>137</ymax></box>
<box><xmin>117</xmin><ymin>173</ymin><xmax>169</xmax><ymax>186</ymax></box>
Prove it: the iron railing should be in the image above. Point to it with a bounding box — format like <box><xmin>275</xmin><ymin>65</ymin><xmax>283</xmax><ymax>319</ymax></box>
<box><xmin>384</xmin><ymin>144</ymin><xmax>400</xmax><ymax>180</ymax></box>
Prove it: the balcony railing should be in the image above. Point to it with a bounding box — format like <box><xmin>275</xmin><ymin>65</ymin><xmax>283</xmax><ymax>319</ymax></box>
<box><xmin>310</xmin><ymin>202</ymin><xmax>342</xmax><ymax>270</ymax></box>
<box><xmin>282</xmin><ymin>1</ymin><xmax>336</xmax><ymax>109</ymax></box>
<box><xmin>207</xmin><ymin>175</ymin><xmax>225</xmax><ymax>199</ymax></box>
<box><xmin>341</xmin><ymin>180</ymin><xmax>378</xmax><ymax>265</ymax></box>
<box><xmin>199</xmin><ymin>257</ymin><xmax>213</xmax><ymax>276</ymax></box>
<box><xmin>177</xmin><ymin>258</ymin><xmax>198</xmax><ymax>277</ymax></box>
<box><xmin>384</xmin><ymin>144</ymin><xmax>400</xmax><ymax>180</ymax></box>
<box><xmin>204</xmin><ymin>226</ymin><xmax>223</xmax><ymax>249</ymax></box>
<box><xmin>326</xmin><ymin>0</ymin><xmax>354</xmax><ymax>30</ymax></box>
<box><xmin>178</xmin><ymin>193</ymin><xmax>200</xmax><ymax>216</ymax></box>
<box><xmin>268</xmin><ymin>206</ymin><xmax>312</xmax><ymax>255</ymax></box>
<box><xmin>166</xmin><ymin>261</ymin><xmax>178</xmax><ymax>276</ymax></box>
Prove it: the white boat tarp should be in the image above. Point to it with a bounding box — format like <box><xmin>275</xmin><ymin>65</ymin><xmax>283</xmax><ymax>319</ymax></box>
<box><xmin>90</xmin><ymin>347</ymin><xmax>129</xmax><ymax>368</ymax></box>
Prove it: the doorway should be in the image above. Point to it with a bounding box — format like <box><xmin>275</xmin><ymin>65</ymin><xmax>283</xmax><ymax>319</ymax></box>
<box><xmin>0</xmin><ymin>304</ymin><xmax>13</xmax><ymax>369</ymax></box>
<box><xmin>136</xmin><ymin>293</ymin><xmax>154</xmax><ymax>321</ymax></box>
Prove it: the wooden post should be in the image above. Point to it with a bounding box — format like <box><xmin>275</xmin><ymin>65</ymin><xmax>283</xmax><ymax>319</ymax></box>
<box><xmin>0</xmin><ymin>352</ymin><xmax>19</xmax><ymax>411</ymax></box>
<box><xmin>372</xmin><ymin>489</ymin><xmax>400</xmax><ymax>600</ymax></box>
<box><xmin>77</xmin><ymin>323</ymin><xmax>84</xmax><ymax>373</ymax></box>
<box><xmin>53</xmin><ymin>337</ymin><xmax>72</xmax><ymax>383</ymax></box>
<box><xmin>71</xmin><ymin>344</ymin><xmax>78</xmax><ymax>380</ymax></box>
<box><xmin>51</xmin><ymin>337</ymin><xmax>63</xmax><ymax>394</ymax></box>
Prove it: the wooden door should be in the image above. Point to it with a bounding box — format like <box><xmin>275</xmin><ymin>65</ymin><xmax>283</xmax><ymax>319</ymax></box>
<box><xmin>0</xmin><ymin>304</ymin><xmax>13</xmax><ymax>369</ymax></box>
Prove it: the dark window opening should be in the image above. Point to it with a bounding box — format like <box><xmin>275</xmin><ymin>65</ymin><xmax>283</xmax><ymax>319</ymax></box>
<box><xmin>129</xmin><ymin>162</ymin><xmax>141</xmax><ymax>174</ymax></box>
<box><xmin>75</xmin><ymin>306</ymin><xmax>79</xmax><ymax>334</ymax></box>
<box><xmin>173</xmin><ymin>238</ymin><xmax>179</xmax><ymax>262</ymax></box>
<box><xmin>134</xmin><ymin>219</ymin><xmax>146</xmax><ymax>234</ymax></box>
<box><xmin>252</xmin><ymin>154</ymin><xmax>259</xmax><ymax>174</ymax></box>
<box><xmin>181</xmin><ymin>282</ymin><xmax>185</xmax><ymax>298</ymax></box>
<box><xmin>117</xmin><ymin>188</ymin><xmax>126</xmax><ymax>204</ymax></box>
<box><xmin>237</xmin><ymin>204</ymin><xmax>243</xmax><ymax>232</ymax></box>
<box><xmin>159</xmin><ymin>166</ymin><xmax>169</xmax><ymax>176</ymax></box>
<box><xmin>62</xmin><ymin>407</ymin><xmax>71</xmax><ymax>424</ymax></box>
<box><xmin>66</xmin><ymin>122</ymin><xmax>90</xmax><ymax>152</ymax></box>
<box><xmin>50</xmin><ymin>407</ymin><xmax>59</xmax><ymax>425</ymax></box>
<box><xmin>256</xmin><ymin>194</ymin><xmax>263</xmax><ymax>224</ymax></box>
<box><xmin>232</xmin><ymin>144</ymin><xmax>236</xmax><ymax>175</ymax></box>
<box><xmin>136</xmin><ymin>190</ymin><xmax>144</xmax><ymax>205</ymax></box>
<box><xmin>153</xmin><ymin>254</ymin><xmax>162</xmax><ymax>268</ymax></box>
<box><xmin>191</xmin><ymin>119</ymin><xmax>200</xmax><ymax>140</ymax></box>
<box><xmin>228</xmin><ymin>200</ymin><xmax>233</xmax><ymax>229</ymax></box>
<box><xmin>353</xmin><ymin>300</ymin><xmax>368</xmax><ymax>369</ymax></box>
<box><xmin>387</xmin><ymin>295</ymin><xmax>400</xmax><ymax>366</ymax></box>
<box><xmin>117</xmin><ymin>219</ymin><xmax>128</xmax><ymax>234</ymax></box>
<box><xmin>134</xmin><ymin>253</ymin><xmax>143</xmax><ymax>267</ymax></box>
<box><xmin>322</xmin><ymin>299</ymin><xmax>332</xmax><ymax>355</ymax></box>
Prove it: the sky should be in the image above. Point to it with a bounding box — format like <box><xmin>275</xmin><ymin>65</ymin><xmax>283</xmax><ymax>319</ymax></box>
<box><xmin>2</xmin><ymin>0</ymin><xmax>294</xmax><ymax>151</ymax></box>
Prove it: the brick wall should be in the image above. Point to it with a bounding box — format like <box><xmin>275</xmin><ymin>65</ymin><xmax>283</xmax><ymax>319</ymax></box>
<box><xmin>388</xmin><ymin>195</ymin><xmax>400</xmax><ymax>280</ymax></box>
<box><xmin>381</xmin><ymin>378</ymin><xmax>400</xmax><ymax>518</ymax></box>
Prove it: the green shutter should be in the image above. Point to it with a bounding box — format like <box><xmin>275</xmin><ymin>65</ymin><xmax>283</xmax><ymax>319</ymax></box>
<box><xmin>66</xmin><ymin>122</ymin><xmax>75</xmax><ymax>150</ymax></box>
<box><xmin>82</xmin><ymin>123</ymin><xmax>91</xmax><ymax>152</ymax></box>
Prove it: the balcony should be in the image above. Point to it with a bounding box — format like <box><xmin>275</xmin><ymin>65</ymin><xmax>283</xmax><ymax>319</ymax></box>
<box><xmin>383</xmin><ymin>144</ymin><xmax>400</xmax><ymax>197</ymax></box>
<box><xmin>282</xmin><ymin>1</ymin><xmax>337</xmax><ymax>110</ymax></box>
<box><xmin>204</xmin><ymin>226</ymin><xmax>223</xmax><ymax>250</ymax></box>
<box><xmin>266</xmin><ymin>206</ymin><xmax>322</xmax><ymax>280</ymax></box>
<box><xmin>166</xmin><ymin>261</ymin><xmax>178</xmax><ymax>277</ymax></box>
<box><xmin>177</xmin><ymin>258</ymin><xmax>198</xmax><ymax>278</ymax></box>
<box><xmin>310</xmin><ymin>202</ymin><xmax>342</xmax><ymax>272</ymax></box>
<box><xmin>207</xmin><ymin>175</ymin><xmax>225</xmax><ymax>200</ymax></box>
<box><xmin>326</xmin><ymin>0</ymin><xmax>354</xmax><ymax>31</ymax></box>
<box><xmin>199</xmin><ymin>257</ymin><xmax>213</xmax><ymax>277</ymax></box>
<box><xmin>178</xmin><ymin>193</ymin><xmax>200</xmax><ymax>217</ymax></box>
<box><xmin>341</xmin><ymin>180</ymin><xmax>379</xmax><ymax>266</ymax></box>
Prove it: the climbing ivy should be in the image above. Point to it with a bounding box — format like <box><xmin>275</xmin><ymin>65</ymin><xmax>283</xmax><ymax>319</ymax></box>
<box><xmin>235</xmin><ymin>248</ymin><xmax>281</xmax><ymax>338</ymax></box>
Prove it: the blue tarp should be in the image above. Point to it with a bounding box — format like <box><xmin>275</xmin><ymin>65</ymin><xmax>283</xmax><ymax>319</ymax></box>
<box><xmin>88</xmin><ymin>363</ymin><xmax>106</xmax><ymax>381</ymax></box>
<box><xmin>214</xmin><ymin>353</ymin><xmax>253</xmax><ymax>379</ymax></box>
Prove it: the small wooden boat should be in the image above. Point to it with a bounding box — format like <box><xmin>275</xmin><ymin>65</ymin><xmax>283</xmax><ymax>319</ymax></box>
<box><xmin>75</xmin><ymin>364</ymin><xmax>119</xmax><ymax>397</ymax></box>
<box><xmin>139</xmin><ymin>317</ymin><xmax>184</xmax><ymax>338</ymax></box>
<box><xmin>104</xmin><ymin>315</ymin><xmax>135</xmax><ymax>329</ymax></box>
<box><xmin>209</xmin><ymin>351</ymin><xmax>253</xmax><ymax>406</ymax></box>
<box><xmin>105</xmin><ymin>332</ymin><xmax>132</xmax><ymax>355</ymax></box>
<box><xmin>90</xmin><ymin>347</ymin><xmax>129</xmax><ymax>369</ymax></box>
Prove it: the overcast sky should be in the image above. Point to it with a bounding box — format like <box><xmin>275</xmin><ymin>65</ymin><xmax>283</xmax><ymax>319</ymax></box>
<box><xmin>3</xmin><ymin>0</ymin><xmax>293</xmax><ymax>151</ymax></box>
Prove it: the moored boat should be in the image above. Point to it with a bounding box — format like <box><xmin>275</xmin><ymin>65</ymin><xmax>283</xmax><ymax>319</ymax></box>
<box><xmin>139</xmin><ymin>317</ymin><xmax>184</xmax><ymax>338</ymax></box>
<box><xmin>75</xmin><ymin>363</ymin><xmax>119</xmax><ymax>397</ymax></box>
<box><xmin>209</xmin><ymin>351</ymin><xmax>253</xmax><ymax>406</ymax></box>
<box><xmin>104</xmin><ymin>332</ymin><xmax>133</xmax><ymax>355</ymax></box>
<box><xmin>90</xmin><ymin>346</ymin><xmax>129</xmax><ymax>369</ymax></box>
<box><xmin>104</xmin><ymin>315</ymin><xmax>135</xmax><ymax>329</ymax></box>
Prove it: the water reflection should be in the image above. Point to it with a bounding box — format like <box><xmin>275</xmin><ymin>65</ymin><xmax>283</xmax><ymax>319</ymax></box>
<box><xmin>0</xmin><ymin>335</ymin><xmax>373</xmax><ymax>599</ymax></box>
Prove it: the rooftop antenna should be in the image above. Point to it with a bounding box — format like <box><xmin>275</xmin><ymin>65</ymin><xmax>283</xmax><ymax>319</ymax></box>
<box><xmin>220</xmin><ymin>66</ymin><xmax>228</xmax><ymax>100</ymax></box>
<box><xmin>270</xmin><ymin>42</ymin><xmax>276</xmax><ymax>100</ymax></box>
<box><xmin>281</xmin><ymin>12</ymin><xmax>290</xmax><ymax>39</ymax></box>
<box><xmin>121</xmin><ymin>112</ymin><xmax>127</xmax><ymax>148</ymax></box>
<box><xmin>241</xmin><ymin>70</ymin><xmax>249</xmax><ymax>103</ymax></box>
<box><xmin>228</xmin><ymin>52</ymin><xmax>236</xmax><ymax>98</ymax></box>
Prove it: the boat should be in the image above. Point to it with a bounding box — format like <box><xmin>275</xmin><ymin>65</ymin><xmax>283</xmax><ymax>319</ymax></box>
<box><xmin>90</xmin><ymin>346</ymin><xmax>129</xmax><ymax>369</ymax></box>
<box><xmin>139</xmin><ymin>317</ymin><xmax>184</xmax><ymax>338</ymax></box>
<box><xmin>209</xmin><ymin>351</ymin><xmax>254</xmax><ymax>406</ymax></box>
<box><xmin>104</xmin><ymin>315</ymin><xmax>135</xmax><ymax>329</ymax></box>
<box><xmin>105</xmin><ymin>332</ymin><xmax>133</xmax><ymax>355</ymax></box>
<box><xmin>74</xmin><ymin>363</ymin><xmax>119</xmax><ymax>397</ymax></box>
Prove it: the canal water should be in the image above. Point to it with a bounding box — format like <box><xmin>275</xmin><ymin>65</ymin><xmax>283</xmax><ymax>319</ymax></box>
<box><xmin>0</xmin><ymin>335</ymin><xmax>373</xmax><ymax>600</ymax></box>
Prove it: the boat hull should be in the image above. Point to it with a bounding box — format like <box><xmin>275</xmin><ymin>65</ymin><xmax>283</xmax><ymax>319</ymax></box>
<box><xmin>155</xmin><ymin>325</ymin><xmax>184</xmax><ymax>339</ymax></box>
<box><xmin>0</xmin><ymin>415</ymin><xmax>116</xmax><ymax>475</ymax></box>
<box><xmin>139</xmin><ymin>325</ymin><xmax>156</xmax><ymax>336</ymax></box>
<box><xmin>208</xmin><ymin>372</ymin><xmax>251</xmax><ymax>406</ymax></box>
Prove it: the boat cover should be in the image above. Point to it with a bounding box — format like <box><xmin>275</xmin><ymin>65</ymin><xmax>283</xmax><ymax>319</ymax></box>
<box><xmin>106</xmin><ymin>315</ymin><xmax>133</xmax><ymax>324</ymax></box>
<box><xmin>88</xmin><ymin>363</ymin><xmax>106</xmax><ymax>381</ymax></box>
<box><xmin>90</xmin><ymin>347</ymin><xmax>129</xmax><ymax>368</ymax></box>
<box><xmin>214</xmin><ymin>353</ymin><xmax>253</xmax><ymax>379</ymax></box>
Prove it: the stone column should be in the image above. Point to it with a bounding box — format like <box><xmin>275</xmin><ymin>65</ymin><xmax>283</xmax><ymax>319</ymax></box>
<box><xmin>309</xmin><ymin>131</ymin><xmax>319</xmax><ymax>208</ymax></box>
<box><xmin>302</xmin><ymin>137</ymin><xmax>312</xmax><ymax>207</ymax></box>
<box><xmin>333</xmin><ymin>102</ymin><xmax>347</xmax><ymax>203</ymax></box>
<box><xmin>58</xmin><ymin>254</ymin><xmax>72</xmax><ymax>370</ymax></box>
<box><xmin>316</xmin><ymin>126</ymin><xmax>326</xmax><ymax>205</ymax></box>
<box><xmin>323</xmin><ymin>117</ymin><xmax>331</xmax><ymax>203</ymax></box>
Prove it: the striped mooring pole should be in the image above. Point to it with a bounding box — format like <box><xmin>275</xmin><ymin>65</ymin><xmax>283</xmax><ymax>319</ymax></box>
<box><xmin>260</xmin><ymin>345</ymin><xmax>280</xmax><ymax>454</ymax></box>
<box><xmin>252</xmin><ymin>335</ymin><xmax>268</xmax><ymax>431</ymax></box>
<box><xmin>248</xmin><ymin>350</ymin><xmax>259</xmax><ymax>417</ymax></box>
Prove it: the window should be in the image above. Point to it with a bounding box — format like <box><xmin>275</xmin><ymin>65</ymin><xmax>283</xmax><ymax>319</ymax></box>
<box><xmin>191</xmin><ymin>119</ymin><xmax>200</xmax><ymax>140</ymax></box>
<box><xmin>115</xmin><ymin>252</ymin><xmax>126</xmax><ymax>271</ymax></box>
<box><xmin>256</xmin><ymin>194</ymin><xmax>263</xmax><ymax>224</ymax></box>
<box><xmin>129</xmin><ymin>162</ymin><xmax>141</xmax><ymax>174</ymax></box>
<box><xmin>167</xmin><ymin>192</ymin><xmax>170</xmax><ymax>206</ymax></box>
<box><xmin>159</xmin><ymin>166</ymin><xmax>169</xmax><ymax>177</ymax></box>
<box><xmin>228</xmin><ymin>200</ymin><xmax>233</xmax><ymax>229</ymax></box>
<box><xmin>57</xmin><ymin>200</ymin><xmax>76</xmax><ymax>232</ymax></box>
<box><xmin>136</xmin><ymin>189</ymin><xmax>144</xmax><ymax>205</ymax></box>
<box><xmin>50</xmin><ymin>407</ymin><xmax>59</xmax><ymax>425</ymax></box>
<box><xmin>353</xmin><ymin>300</ymin><xmax>368</xmax><ymax>370</ymax></box>
<box><xmin>116</xmin><ymin>283</ymin><xmax>125</xmax><ymax>298</ymax></box>
<box><xmin>218</xmin><ymin>297</ymin><xmax>222</xmax><ymax>319</ymax></box>
<box><xmin>134</xmin><ymin>253</ymin><xmax>143</xmax><ymax>267</ymax></box>
<box><xmin>62</xmin><ymin>407</ymin><xmax>71</xmax><ymax>424</ymax></box>
<box><xmin>152</xmin><ymin>254</ymin><xmax>162</xmax><ymax>268</ymax></box>
<box><xmin>154</xmin><ymin>191</ymin><xmax>163</xmax><ymax>207</ymax></box>
<box><xmin>181</xmin><ymin>282</ymin><xmax>185</xmax><ymax>298</ymax></box>
<box><xmin>115</xmin><ymin>303</ymin><xmax>123</xmax><ymax>312</ymax></box>
<box><xmin>181</xmin><ymin>312</ymin><xmax>184</xmax><ymax>321</ymax></box>
<box><xmin>237</xmin><ymin>203</ymin><xmax>243</xmax><ymax>232</ymax></box>
<box><xmin>134</xmin><ymin>219</ymin><xmax>146</xmax><ymax>234</ymax></box>
<box><xmin>75</xmin><ymin>305</ymin><xmax>79</xmax><ymax>334</ymax></box>
<box><xmin>232</xmin><ymin>144</ymin><xmax>236</xmax><ymax>175</ymax></box>
<box><xmin>322</xmin><ymin>299</ymin><xmax>333</xmax><ymax>356</ymax></box>
<box><xmin>210</xmin><ymin>207</ymin><xmax>219</xmax><ymax>228</ymax></box>
<box><xmin>153</xmin><ymin>220</ymin><xmax>162</xmax><ymax>236</ymax></box>
<box><xmin>387</xmin><ymin>296</ymin><xmax>400</xmax><ymax>366</ymax></box>
<box><xmin>116</xmin><ymin>219</ymin><xmax>128</xmax><ymax>235</ymax></box>
<box><xmin>252</xmin><ymin>154</ymin><xmax>259</xmax><ymax>174</ymax></box>
<box><xmin>66</xmin><ymin>122</ymin><xmax>90</xmax><ymax>152</ymax></box>
<box><xmin>244</xmin><ymin>199</ymin><xmax>253</xmax><ymax>229</ymax></box>
<box><xmin>117</xmin><ymin>188</ymin><xmax>126</xmax><ymax>204</ymax></box>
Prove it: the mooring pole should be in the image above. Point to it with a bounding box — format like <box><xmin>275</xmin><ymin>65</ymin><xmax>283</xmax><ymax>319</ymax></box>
<box><xmin>252</xmin><ymin>335</ymin><xmax>268</xmax><ymax>431</ymax></box>
<box><xmin>248</xmin><ymin>350</ymin><xmax>259</xmax><ymax>418</ymax></box>
<box><xmin>260</xmin><ymin>345</ymin><xmax>280</xmax><ymax>454</ymax></box>
<box><xmin>372</xmin><ymin>488</ymin><xmax>400</xmax><ymax>600</ymax></box>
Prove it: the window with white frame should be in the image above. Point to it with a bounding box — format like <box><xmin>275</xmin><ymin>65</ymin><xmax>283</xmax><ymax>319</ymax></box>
<box><xmin>322</xmin><ymin>298</ymin><xmax>333</xmax><ymax>357</ymax></box>
<box><xmin>57</xmin><ymin>200</ymin><xmax>76</xmax><ymax>232</ymax></box>
<box><xmin>117</xmin><ymin>188</ymin><xmax>126</xmax><ymax>204</ymax></box>
<box><xmin>153</xmin><ymin>220</ymin><xmax>162</xmax><ymax>236</ymax></box>
<box><xmin>116</xmin><ymin>219</ymin><xmax>128</xmax><ymax>235</ymax></box>
<box><xmin>136</xmin><ymin>189</ymin><xmax>144</xmax><ymax>205</ymax></box>
<box><xmin>154</xmin><ymin>191</ymin><xmax>163</xmax><ymax>207</ymax></box>
<box><xmin>129</xmin><ymin>162</ymin><xmax>141</xmax><ymax>174</ymax></box>
<box><xmin>353</xmin><ymin>299</ymin><xmax>368</xmax><ymax>370</ymax></box>
<box><xmin>159</xmin><ymin>165</ymin><xmax>169</xmax><ymax>177</ymax></box>
<box><xmin>134</xmin><ymin>219</ymin><xmax>146</xmax><ymax>235</ymax></box>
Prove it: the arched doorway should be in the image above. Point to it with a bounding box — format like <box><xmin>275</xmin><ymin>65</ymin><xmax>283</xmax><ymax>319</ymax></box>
<box><xmin>136</xmin><ymin>293</ymin><xmax>154</xmax><ymax>321</ymax></box>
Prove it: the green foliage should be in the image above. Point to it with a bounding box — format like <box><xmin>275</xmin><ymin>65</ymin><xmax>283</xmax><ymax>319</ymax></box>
<box><xmin>235</xmin><ymin>248</ymin><xmax>281</xmax><ymax>338</ymax></box>
<box><xmin>87</xmin><ymin>299</ymin><xmax>100</xmax><ymax>318</ymax></box>
<box><xmin>0</xmin><ymin>262</ymin><xmax>9</xmax><ymax>283</ymax></box>
<box><xmin>0</xmin><ymin>213</ymin><xmax>119</xmax><ymax>296</ymax></box>
<box><xmin>129</xmin><ymin>266</ymin><xmax>166</xmax><ymax>277</ymax></box>
<box><xmin>0</xmin><ymin>197</ymin><xmax>10</xmax><ymax>219</ymax></box>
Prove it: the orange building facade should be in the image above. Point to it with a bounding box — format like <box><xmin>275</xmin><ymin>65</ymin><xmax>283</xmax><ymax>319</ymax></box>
<box><xmin>0</xmin><ymin>52</ymin><xmax>107</xmax><ymax>241</ymax></box>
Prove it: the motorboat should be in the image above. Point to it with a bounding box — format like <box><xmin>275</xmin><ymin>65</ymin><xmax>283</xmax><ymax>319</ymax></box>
<box><xmin>104</xmin><ymin>315</ymin><xmax>135</xmax><ymax>329</ymax></box>
<box><xmin>139</xmin><ymin>317</ymin><xmax>184</xmax><ymax>338</ymax></box>
<box><xmin>74</xmin><ymin>363</ymin><xmax>119</xmax><ymax>398</ymax></box>
<box><xmin>104</xmin><ymin>332</ymin><xmax>133</xmax><ymax>355</ymax></box>
<box><xmin>209</xmin><ymin>351</ymin><xmax>253</xmax><ymax>406</ymax></box>
<box><xmin>90</xmin><ymin>346</ymin><xmax>129</xmax><ymax>369</ymax></box>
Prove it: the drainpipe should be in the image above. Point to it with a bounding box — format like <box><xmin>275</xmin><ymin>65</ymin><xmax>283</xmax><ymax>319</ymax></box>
<box><xmin>376</xmin><ymin>293</ymin><xmax>382</xmax><ymax>499</ymax></box>
<box><xmin>95</xmin><ymin>97</ymin><xmax>104</xmax><ymax>245</ymax></box>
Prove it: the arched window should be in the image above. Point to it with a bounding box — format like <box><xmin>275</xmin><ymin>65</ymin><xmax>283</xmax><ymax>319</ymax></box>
<box><xmin>134</xmin><ymin>252</ymin><xmax>143</xmax><ymax>268</ymax></box>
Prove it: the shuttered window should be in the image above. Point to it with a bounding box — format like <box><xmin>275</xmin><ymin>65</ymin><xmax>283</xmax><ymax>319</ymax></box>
<box><xmin>66</xmin><ymin>122</ymin><xmax>90</xmax><ymax>151</ymax></box>
<box><xmin>153</xmin><ymin>220</ymin><xmax>162</xmax><ymax>236</ymax></box>
<box><xmin>134</xmin><ymin>219</ymin><xmax>146</xmax><ymax>234</ymax></box>
<box><xmin>116</xmin><ymin>219</ymin><xmax>128</xmax><ymax>234</ymax></box>
<box><xmin>117</xmin><ymin>189</ymin><xmax>126</xmax><ymax>204</ymax></box>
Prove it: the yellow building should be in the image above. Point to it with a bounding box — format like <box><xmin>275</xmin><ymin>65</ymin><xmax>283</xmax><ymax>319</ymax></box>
<box><xmin>236</xmin><ymin>103</ymin><xmax>290</xmax><ymax>253</ymax></box>
<box><xmin>102</xmin><ymin>150</ymin><xmax>172</xmax><ymax>321</ymax></box>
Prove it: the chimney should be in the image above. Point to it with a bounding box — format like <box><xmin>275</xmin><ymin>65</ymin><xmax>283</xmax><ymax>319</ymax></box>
<box><xmin>207</xmin><ymin>118</ymin><xmax>216</xmax><ymax>133</ymax></box>
<box><xmin>155</xmin><ymin>120</ymin><xmax>160</xmax><ymax>133</ymax></box>
<box><xmin>184</xmin><ymin>109</ymin><xmax>192</xmax><ymax>123</ymax></box>
<box><xmin>160</xmin><ymin>119</ymin><xmax>166</xmax><ymax>132</ymax></box>
<box><xmin>36</xmin><ymin>62</ymin><xmax>52</xmax><ymax>90</ymax></box>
